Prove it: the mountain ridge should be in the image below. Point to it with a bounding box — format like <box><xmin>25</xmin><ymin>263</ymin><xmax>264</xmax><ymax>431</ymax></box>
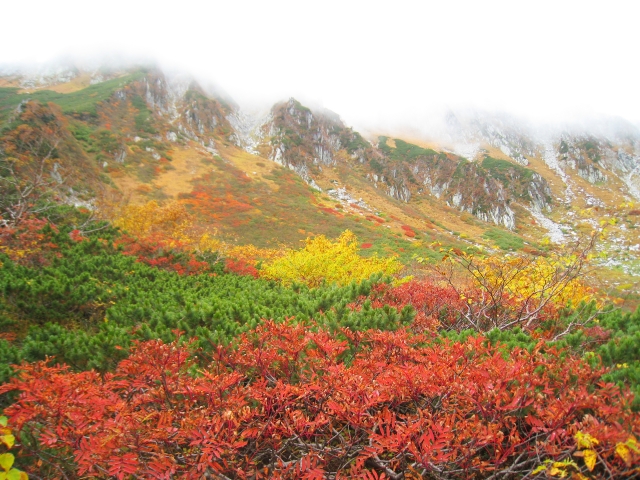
<box><xmin>1</xmin><ymin>63</ymin><xmax>639</xmax><ymax>282</ymax></box>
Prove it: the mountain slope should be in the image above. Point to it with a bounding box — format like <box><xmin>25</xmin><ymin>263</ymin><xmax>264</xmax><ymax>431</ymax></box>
<box><xmin>1</xmin><ymin>64</ymin><xmax>639</xmax><ymax>284</ymax></box>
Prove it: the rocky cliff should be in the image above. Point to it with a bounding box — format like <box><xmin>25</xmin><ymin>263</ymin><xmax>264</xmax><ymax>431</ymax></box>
<box><xmin>253</xmin><ymin>99</ymin><xmax>553</xmax><ymax>229</ymax></box>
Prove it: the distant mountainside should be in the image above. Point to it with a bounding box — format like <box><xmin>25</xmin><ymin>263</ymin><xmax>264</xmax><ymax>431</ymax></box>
<box><xmin>1</xmin><ymin>63</ymin><xmax>639</xmax><ymax>280</ymax></box>
<box><xmin>254</xmin><ymin>98</ymin><xmax>555</xmax><ymax>230</ymax></box>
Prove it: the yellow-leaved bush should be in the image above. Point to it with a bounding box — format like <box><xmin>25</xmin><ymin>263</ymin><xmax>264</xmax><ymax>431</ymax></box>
<box><xmin>466</xmin><ymin>253</ymin><xmax>598</xmax><ymax>308</ymax></box>
<box><xmin>112</xmin><ymin>201</ymin><xmax>282</xmax><ymax>265</ymax></box>
<box><xmin>261</xmin><ymin>230</ymin><xmax>402</xmax><ymax>287</ymax></box>
<box><xmin>113</xmin><ymin>200</ymin><xmax>190</xmax><ymax>244</ymax></box>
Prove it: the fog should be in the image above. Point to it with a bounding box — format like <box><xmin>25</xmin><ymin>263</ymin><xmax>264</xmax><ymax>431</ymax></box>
<box><xmin>2</xmin><ymin>0</ymin><xmax>639</xmax><ymax>133</ymax></box>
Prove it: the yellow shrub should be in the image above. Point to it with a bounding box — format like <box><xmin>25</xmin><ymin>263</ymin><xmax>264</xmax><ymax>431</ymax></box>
<box><xmin>113</xmin><ymin>200</ymin><xmax>190</xmax><ymax>242</ymax></box>
<box><xmin>468</xmin><ymin>253</ymin><xmax>597</xmax><ymax>308</ymax></box>
<box><xmin>261</xmin><ymin>230</ymin><xmax>402</xmax><ymax>287</ymax></box>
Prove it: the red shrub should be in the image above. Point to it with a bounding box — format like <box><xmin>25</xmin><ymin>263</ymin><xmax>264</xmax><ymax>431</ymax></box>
<box><xmin>0</xmin><ymin>216</ymin><xmax>60</xmax><ymax>266</ymax></box>
<box><xmin>224</xmin><ymin>258</ymin><xmax>259</xmax><ymax>278</ymax></box>
<box><xmin>69</xmin><ymin>229</ymin><xmax>88</xmax><ymax>242</ymax></box>
<box><xmin>350</xmin><ymin>280</ymin><xmax>468</xmax><ymax>332</ymax></box>
<box><xmin>115</xmin><ymin>234</ymin><xmax>210</xmax><ymax>275</ymax></box>
<box><xmin>401</xmin><ymin>225</ymin><xmax>416</xmax><ymax>237</ymax></box>
<box><xmin>320</xmin><ymin>207</ymin><xmax>343</xmax><ymax>217</ymax></box>
<box><xmin>1</xmin><ymin>323</ymin><xmax>638</xmax><ymax>479</ymax></box>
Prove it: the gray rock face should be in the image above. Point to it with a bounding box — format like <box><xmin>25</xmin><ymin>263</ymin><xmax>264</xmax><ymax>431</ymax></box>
<box><xmin>528</xmin><ymin>173</ymin><xmax>553</xmax><ymax>211</ymax></box>
<box><xmin>388</xmin><ymin>183</ymin><xmax>411</xmax><ymax>202</ymax></box>
<box><xmin>251</xmin><ymin>99</ymin><xmax>558</xmax><ymax>229</ymax></box>
<box><xmin>17</xmin><ymin>66</ymin><xmax>79</xmax><ymax>89</ymax></box>
<box><xmin>217</xmin><ymin>98</ymin><xmax>640</xmax><ymax>232</ymax></box>
<box><xmin>124</xmin><ymin>70</ymin><xmax>233</xmax><ymax>147</ymax></box>
<box><xmin>227</xmin><ymin>111</ymin><xmax>266</xmax><ymax>154</ymax></box>
<box><xmin>114</xmin><ymin>148</ymin><xmax>127</xmax><ymax>164</ymax></box>
<box><xmin>441</xmin><ymin>110</ymin><xmax>538</xmax><ymax>164</ymax></box>
<box><xmin>554</xmin><ymin>133</ymin><xmax>640</xmax><ymax>200</ymax></box>
<box><xmin>261</xmin><ymin>99</ymin><xmax>348</xmax><ymax>185</ymax></box>
<box><xmin>432</xmin><ymin>109</ymin><xmax>640</xmax><ymax>204</ymax></box>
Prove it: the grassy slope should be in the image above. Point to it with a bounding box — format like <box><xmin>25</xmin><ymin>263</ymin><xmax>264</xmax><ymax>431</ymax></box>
<box><xmin>0</xmin><ymin>72</ymin><xmax>145</xmax><ymax>120</ymax></box>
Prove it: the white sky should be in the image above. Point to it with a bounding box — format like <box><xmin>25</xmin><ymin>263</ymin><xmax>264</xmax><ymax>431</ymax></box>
<box><xmin>1</xmin><ymin>0</ymin><xmax>639</xmax><ymax>130</ymax></box>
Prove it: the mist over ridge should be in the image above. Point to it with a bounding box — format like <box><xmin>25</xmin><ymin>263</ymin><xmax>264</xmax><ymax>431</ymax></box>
<box><xmin>3</xmin><ymin>53</ymin><xmax>639</xmax><ymax>150</ymax></box>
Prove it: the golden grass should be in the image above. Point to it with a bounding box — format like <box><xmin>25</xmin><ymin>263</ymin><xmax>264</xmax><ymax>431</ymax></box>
<box><xmin>106</xmin><ymin>133</ymin><xmax>638</xmax><ymax>282</ymax></box>
<box><xmin>0</xmin><ymin>78</ymin><xmax>20</xmax><ymax>88</ymax></box>
<box><xmin>153</xmin><ymin>146</ymin><xmax>213</xmax><ymax>197</ymax></box>
<box><xmin>216</xmin><ymin>143</ymin><xmax>279</xmax><ymax>190</ymax></box>
<box><xmin>394</xmin><ymin>136</ymin><xmax>449</xmax><ymax>154</ymax></box>
<box><xmin>13</xmin><ymin>72</ymin><xmax>130</xmax><ymax>94</ymax></box>
<box><xmin>39</xmin><ymin>74</ymin><xmax>93</xmax><ymax>93</ymax></box>
<box><xmin>110</xmin><ymin>141</ymin><xmax>284</xmax><ymax>206</ymax></box>
<box><xmin>109</xmin><ymin>143</ymin><xmax>210</xmax><ymax>204</ymax></box>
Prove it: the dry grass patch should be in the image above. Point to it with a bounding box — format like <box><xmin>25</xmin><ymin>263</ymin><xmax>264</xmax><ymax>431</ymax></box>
<box><xmin>216</xmin><ymin>144</ymin><xmax>280</xmax><ymax>190</ymax></box>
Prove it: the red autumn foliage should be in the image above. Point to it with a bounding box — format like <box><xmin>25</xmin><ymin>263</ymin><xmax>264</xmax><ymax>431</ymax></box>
<box><xmin>400</xmin><ymin>225</ymin><xmax>416</xmax><ymax>237</ymax></box>
<box><xmin>350</xmin><ymin>281</ymin><xmax>468</xmax><ymax>332</ymax></box>
<box><xmin>115</xmin><ymin>233</ymin><xmax>211</xmax><ymax>275</ymax></box>
<box><xmin>350</xmin><ymin>280</ymin><xmax>567</xmax><ymax>335</ymax></box>
<box><xmin>423</xmin><ymin>221</ymin><xmax>436</xmax><ymax>229</ymax></box>
<box><xmin>1</xmin><ymin>322</ymin><xmax>637</xmax><ymax>479</ymax></box>
<box><xmin>360</xmin><ymin>243</ymin><xmax>373</xmax><ymax>249</ymax></box>
<box><xmin>320</xmin><ymin>207</ymin><xmax>343</xmax><ymax>217</ymax></box>
<box><xmin>69</xmin><ymin>228</ymin><xmax>88</xmax><ymax>242</ymax></box>
<box><xmin>366</xmin><ymin>215</ymin><xmax>385</xmax><ymax>224</ymax></box>
<box><xmin>0</xmin><ymin>216</ymin><xmax>60</xmax><ymax>266</ymax></box>
<box><xmin>225</xmin><ymin>257</ymin><xmax>259</xmax><ymax>278</ymax></box>
<box><xmin>0</xmin><ymin>332</ymin><xmax>17</xmax><ymax>342</ymax></box>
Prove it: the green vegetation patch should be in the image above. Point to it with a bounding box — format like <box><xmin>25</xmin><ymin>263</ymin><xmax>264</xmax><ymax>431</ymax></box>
<box><xmin>0</xmin><ymin>223</ymin><xmax>413</xmax><ymax>380</ymax></box>
<box><xmin>482</xmin><ymin>228</ymin><xmax>525</xmax><ymax>251</ymax></box>
<box><xmin>481</xmin><ymin>156</ymin><xmax>535</xmax><ymax>182</ymax></box>
<box><xmin>378</xmin><ymin>137</ymin><xmax>438</xmax><ymax>162</ymax></box>
<box><xmin>0</xmin><ymin>72</ymin><xmax>145</xmax><ymax>119</ymax></box>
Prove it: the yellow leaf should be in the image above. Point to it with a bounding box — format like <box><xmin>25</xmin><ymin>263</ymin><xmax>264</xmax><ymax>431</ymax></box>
<box><xmin>575</xmin><ymin>431</ymin><xmax>599</xmax><ymax>449</ymax></box>
<box><xmin>583</xmin><ymin>449</ymin><xmax>597</xmax><ymax>471</ymax></box>
<box><xmin>616</xmin><ymin>443</ymin><xmax>631</xmax><ymax>466</ymax></box>
<box><xmin>0</xmin><ymin>453</ymin><xmax>14</xmax><ymax>472</ymax></box>
<box><xmin>0</xmin><ymin>435</ymin><xmax>14</xmax><ymax>449</ymax></box>
<box><xmin>531</xmin><ymin>465</ymin><xmax>547</xmax><ymax>475</ymax></box>
<box><xmin>548</xmin><ymin>466</ymin><xmax>566</xmax><ymax>477</ymax></box>
<box><xmin>626</xmin><ymin>437</ymin><xmax>639</xmax><ymax>453</ymax></box>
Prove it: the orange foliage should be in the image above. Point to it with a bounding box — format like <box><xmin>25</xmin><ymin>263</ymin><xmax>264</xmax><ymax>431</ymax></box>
<box><xmin>1</xmin><ymin>323</ymin><xmax>638</xmax><ymax>478</ymax></box>
<box><xmin>0</xmin><ymin>216</ymin><xmax>60</xmax><ymax>266</ymax></box>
